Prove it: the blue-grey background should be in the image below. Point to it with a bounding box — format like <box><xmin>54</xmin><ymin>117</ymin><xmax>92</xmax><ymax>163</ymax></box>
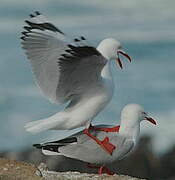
<box><xmin>0</xmin><ymin>0</ymin><xmax>174</xmax><ymax>154</ymax></box>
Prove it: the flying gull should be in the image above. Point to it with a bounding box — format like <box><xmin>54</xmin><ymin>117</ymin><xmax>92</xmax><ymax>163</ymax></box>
<box><xmin>21</xmin><ymin>11</ymin><xmax>131</xmax><ymax>155</ymax></box>
<box><xmin>34</xmin><ymin>104</ymin><xmax>157</xmax><ymax>175</ymax></box>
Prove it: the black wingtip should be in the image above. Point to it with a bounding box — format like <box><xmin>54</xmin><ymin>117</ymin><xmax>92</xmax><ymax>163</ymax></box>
<box><xmin>80</xmin><ymin>36</ymin><xmax>86</xmax><ymax>40</ymax></box>
<box><xmin>30</xmin><ymin>14</ymin><xmax>35</xmax><ymax>18</ymax></box>
<box><xmin>68</xmin><ymin>44</ymin><xmax>75</xmax><ymax>49</ymax></box>
<box><xmin>74</xmin><ymin>38</ymin><xmax>80</xmax><ymax>42</ymax></box>
<box><xmin>25</xmin><ymin>20</ymin><xmax>30</xmax><ymax>25</ymax></box>
<box><xmin>35</xmin><ymin>11</ymin><xmax>41</xmax><ymax>15</ymax></box>
<box><xmin>29</xmin><ymin>11</ymin><xmax>41</xmax><ymax>18</ymax></box>
<box><xmin>23</xmin><ymin>26</ymin><xmax>32</xmax><ymax>31</ymax></box>
<box><xmin>20</xmin><ymin>36</ymin><xmax>26</xmax><ymax>40</ymax></box>
<box><xmin>33</xmin><ymin>144</ymin><xmax>42</xmax><ymax>149</ymax></box>
<box><xmin>22</xmin><ymin>31</ymin><xmax>28</xmax><ymax>36</ymax></box>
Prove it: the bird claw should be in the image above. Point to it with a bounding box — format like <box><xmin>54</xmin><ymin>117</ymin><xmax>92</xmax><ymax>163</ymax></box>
<box><xmin>98</xmin><ymin>165</ymin><xmax>115</xmax><ymax>175</ymax></box>
<box><xmin>87</xmin><ymin>163</ymin><xmax>115</xmax><ymax>175</ymax></box>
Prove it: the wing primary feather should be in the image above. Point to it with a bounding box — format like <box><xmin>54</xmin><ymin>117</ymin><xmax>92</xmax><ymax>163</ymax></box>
<box><xmin>30</xmin><ymin>14</ymin><xmax>35</xmax><ymax>18</ymax></box>
<box><xmin>53</xmin><ymin>137</ymin><xmax>77</xmax><ymax>144</ymax></box>
<box><xmin>74</xmin><ymin>38</ymin><xmax>80</xmax><ymax>42</ymax></box>
<box><xmin>33</xmin><ymin>137</ymin><xmax>77</xmax><ymax>152</ymax></box>
<box><xmin>35</xmin><ymin>11</ymin><xmax>41</xmax><ymax>15</ymax></box>
<box><xmin>21</xmin><ymin>12</ymin><xmax>106</xmax><ymax>105</ymax></box>
<box><xmin>25</xmin><ymin>20</ymin><xmax>64</xmax><ymax>34</ymax></box>
<box><xmin>21</xmin><ymin>36</ymin><xmax>25</xmax><ymax>40</ymax></box>
<box><xmin>80</xmin><ymin>36</ymin><xmax>86</xmax><ymax>40</ymax></box>
<box><xmin>33</xmin><ymin>143</ymin><xmax>42</xmax><ymax>149</ymax></box>
<box><xmin>23</xmin><ymin>26</ymin><xmax>32</xmax><ymax>32</ymax></box>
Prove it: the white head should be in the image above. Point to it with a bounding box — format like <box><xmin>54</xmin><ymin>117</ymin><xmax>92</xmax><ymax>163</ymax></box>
<box><xmin>118</xmin><ymin>104</ymin><xmax>156</xmax><ymax>143</ymax></box>
<box><xmin>118</xmin><ymin>104</ymin><xmax>156</xmax><ymax>140</ymax></box>
<box><xmin>97</xmin><ymin>38</ymin><xmax>131</xmax><ymax>69</ymax></box>
<box><xmin>120</xmin><ymin>104</ymin><xmax>157</xmax><ymax>128</ymax></box>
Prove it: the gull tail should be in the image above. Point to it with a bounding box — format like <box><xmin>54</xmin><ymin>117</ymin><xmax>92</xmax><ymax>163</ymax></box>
<box><xmin>34</xmin><ymin>143</ymin><xmax>61</xmax><ymax>156</ymax></box>
<box><xmin>33</xmin><ymin>137</ymin><xmax>77</xmax><ymax>156</ymax></box>
<box><xmin>24</xmin><ymin>112</ymin><xmax>68</xmax><ymax>134</ymax></box>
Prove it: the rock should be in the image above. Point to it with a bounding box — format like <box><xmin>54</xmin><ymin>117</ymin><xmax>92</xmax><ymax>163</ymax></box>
<box><xmin>0</xmin><ymin>158</ymin><xmax>146</xmax><ymax>180</ymax></box>
<box><xmin>0</xmin><ymin>136</ymin><xmax>159</xmax><ymax>179</ymax></box>
<box><xmin>0</xmin><ymin>158</ymin><xmax>43</xmax><ymax>180</ymax></box>
<box><xmin>40</xmin><ymin>171</ymin><xmax>146</xmax><ymax>180</ymax></box>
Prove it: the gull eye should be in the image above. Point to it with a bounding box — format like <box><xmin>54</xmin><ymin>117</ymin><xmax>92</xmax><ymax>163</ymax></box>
<box><xmin>142</xmin><ymin>112</ymin><xmax>147</xmax><ymax>116</ymax></box>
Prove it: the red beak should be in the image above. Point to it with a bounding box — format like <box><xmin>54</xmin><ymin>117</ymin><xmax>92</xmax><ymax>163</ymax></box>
<box><xmin>116</xmin><ymin>50</ymin><xmax>132</xmax><ymax>69</ymax></box>
<box><xmin>145</xmin><ymin>117</ymin><xmax>157</xmax><ymax>125</ymax></box>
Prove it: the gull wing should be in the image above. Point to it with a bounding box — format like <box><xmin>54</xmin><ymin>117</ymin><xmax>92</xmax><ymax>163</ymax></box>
<box><xmin>21</xmin><ymin>11</ymin><xmax>107</xmax><ymax>104</ymax></box>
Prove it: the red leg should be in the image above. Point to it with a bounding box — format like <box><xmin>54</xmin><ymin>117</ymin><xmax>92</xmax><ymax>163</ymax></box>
<box><xmin>83</xmin><ymin>129</ymin><xmax>116</xmax><ymax>155</ymax></box>
<box><xmin>98</xmin><ymin>166</ymin><xmax>104</xmax><ymax>175</ymax></box>
<box><xmin>87</xmin><ymin>163</ymin><xmax>114</xmax><ymax>175</ymax></box>
<box><xmin>90</xmin><ymin>125</ymin><xmax>120</xmax><ymax>133</ymax></box>
<box><xmin>98</xmin><ymin>166</ymin><xmax>114</xmax><ymax>175</ymax></box>
<box><xmin>103</xmin><ymin>166</ymin><xmax>115</xmax><ymax>175</ymax></box>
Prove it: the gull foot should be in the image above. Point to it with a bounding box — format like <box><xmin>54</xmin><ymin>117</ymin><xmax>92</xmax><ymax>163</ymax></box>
<box><xmin>87</xmin><ymin>163</ymin><xmax>114</xmax><ymax>175</ymax></box>
<box><xmin>98</xmin><ymin>165</ymin><xmax>115</xmax><ymax>175</ymax></box>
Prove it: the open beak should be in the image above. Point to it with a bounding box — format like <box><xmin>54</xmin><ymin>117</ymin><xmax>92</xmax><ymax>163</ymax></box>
<box><xmin>145</xmin><ymin>116</ymin><xmax>157</xmax><ymax>125</ymax></box>
<box><xmin>116</xmin><ymin>50</ymin><xmax>132</xmax><ymax>69</ymax></box>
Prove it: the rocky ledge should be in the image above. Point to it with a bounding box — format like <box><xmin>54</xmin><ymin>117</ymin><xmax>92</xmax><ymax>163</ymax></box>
<box><xmin>0</xmin><ymin>158</ymin><xmax>146</xmax><ymax>180</ymax></box>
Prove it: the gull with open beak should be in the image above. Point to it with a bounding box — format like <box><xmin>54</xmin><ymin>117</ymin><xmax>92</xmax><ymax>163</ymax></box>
<box><xmin>21</xmin><ymin>11</ymin><xmax>132</xmax><ymax>155</ymax></box>
<box><xmin>33</xmin><ymin>104</ymin><xmax>157</xmax><ymax>175</ymax></box>
<box><xmin>117</xmin><ymin>49</ymin><xmax>132</xmax><ymax>69</ymax></box>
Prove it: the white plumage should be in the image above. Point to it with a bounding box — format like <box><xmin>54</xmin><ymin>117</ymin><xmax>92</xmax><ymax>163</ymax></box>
<box><xmin>34</xmin><ymin>104</ymin><xmax>157</xmax><ymax>165</ymax></box>
<box><xmin>21</xmin><ymin>12</ymin><xmax>131</xmax><ymax>134</ymax></box>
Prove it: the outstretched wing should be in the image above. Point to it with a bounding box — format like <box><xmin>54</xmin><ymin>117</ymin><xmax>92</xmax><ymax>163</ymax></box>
<box><xmin>21</xmin><ymin>12</ymin><xmax>107</xmax><ymax>104</ymax></box>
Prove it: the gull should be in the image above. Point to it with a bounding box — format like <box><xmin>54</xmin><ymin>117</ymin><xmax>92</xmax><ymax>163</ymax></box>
<box><xmin>21</xmin><ymin>11</ymin><xmax>131</xmax><ymax>155</ymax></box>
<box><xmin>33</xmin><ymin>104</ymin><xmax>157</xmax><ymax>175</ymax></box>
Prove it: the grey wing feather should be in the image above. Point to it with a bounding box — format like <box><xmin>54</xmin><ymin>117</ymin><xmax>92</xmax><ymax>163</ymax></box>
<box><xmin>57</xmin><ymin>46</ymin><xmax>107</xmax><ymax>100</ymax></box>
<box><xmin>113</xmin><ymin>138</ymin><xmax>135</xmax><ymax>160</ymax></box>
<box><xmin>33</xmin><ymin>136</ymin><xmax>78</xmax><ymax>153</ymax></box>
<box><xmin>21</xmin><ymin>12</ymin><xmax>107</xmax><ymax>104</ymax></box>
<box><xmin>119</xmin><ymin>140</ymin><xmax>134</xmax><ymax>160</ymax></box>
<box><xmin>21</xmin><ymin>12</ymin><xmax>69</xmax><ymax>103</ymax></box>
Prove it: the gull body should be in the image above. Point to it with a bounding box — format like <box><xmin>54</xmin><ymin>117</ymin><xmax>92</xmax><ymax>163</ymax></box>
<box><xmin>22</xmin><ymin>12</ymin><xmax>131</xmax><ymax>134</ymax></box>
<box><xmin>34</xmin><ymin>104</ymin><xmax>156</xmax><ymax>165</ymax></box>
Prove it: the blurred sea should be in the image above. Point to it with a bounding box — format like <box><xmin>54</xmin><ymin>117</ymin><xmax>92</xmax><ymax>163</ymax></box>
<box><xmin>0</xmin><ymin>0</ymin><xmax>175</xmax><ymax>154</ymax></box>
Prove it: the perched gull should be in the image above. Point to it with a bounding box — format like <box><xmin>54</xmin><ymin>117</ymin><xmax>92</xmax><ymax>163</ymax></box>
<box><xmin>34</xmin><ymin>104</ymin><xmax>157</xmax><ymax>175</ymax></box>
<box><xmin>21</xmin><ymin>11</ymin><xmax>131</xmax><ymax>154</ymax></box>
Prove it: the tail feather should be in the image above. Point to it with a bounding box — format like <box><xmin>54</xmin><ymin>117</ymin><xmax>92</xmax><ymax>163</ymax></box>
<box><xmin>33</xmin><ymin>136</ymin><xmax>77</xmax><ymax>156</ymax></box>
<box><xmin>33</xmin><ymin>143</ymin><xmax>42</xmax><ymax>149</ymax></box>
<box><xmin>33</xmin><ymin>143</ymin><xmax>61</xmax><ymax>156</ymax></box>
<box><xmin>24</xmin><ymin>112</ymin><xmax>67</xmax><ymax>134</ymax></box>
<box><xmin>42</xmin><ymin>149</ymin><xmax>60</xmax><ymax>156</ymax></box>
